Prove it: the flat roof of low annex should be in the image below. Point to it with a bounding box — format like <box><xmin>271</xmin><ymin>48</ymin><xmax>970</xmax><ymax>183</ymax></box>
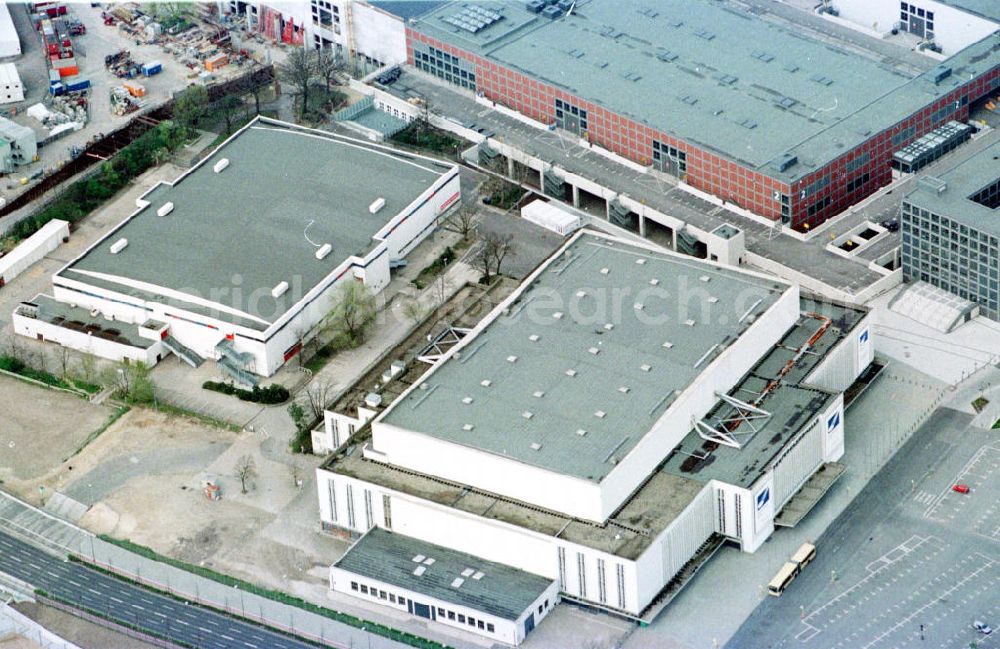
<box><xmin>411</xmin><ymin>0</ymin><xmax>1000</xmax><ymax>182</ymax></box>
<box><xmin>58</xmin><ymin>118</ymin><xmax>453</xmax><ymax>331</ymax></box>
<box><xmin>662</xmin><ymin>298</ymin><xmax>866</xmax><ymax>488</ymax></box>
<box><xmin>903</xmin><ymin>139</ymin><xmax>1000</xmax><ymax>235</ymax></box>
<box><xmin>379</xmin><ymin>231</ymin><xmax>790</xmax><ymax>483</ymax></box>
<box><xmin>335</xmin><ymin>527</ymin><xmax>554</xmax><ymax>620</ymax></box>
<box><xmin>940</xmin><ymin>0</ymin><xmax>1000</xmax><ymax>22</ymax></box>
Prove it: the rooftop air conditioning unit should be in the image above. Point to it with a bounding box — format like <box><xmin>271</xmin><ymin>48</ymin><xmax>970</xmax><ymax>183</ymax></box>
<box><xmin>315</xmin><ymin>243</ymin><xmax>333</xmax><ymax>260</ymax></box>
<box><xmin>110</xmin><ymin>238</ymin><xmax>128</xmax><ymax>254</ymax></box>
<box><xmin>271</xmin><ymin>281</ymin><xmax>289</xmax><ymax>298</ymax></box>
<box><xmin>157</xmin><ymin>202</ymin><xmax>174</xmax><ymax>217</ymax></box>
<box><xmin>369</xmin><ymin>197</ymin><xmax>386</xmax><ymax>214</ymax></box>
<box><xmin>213</xmin><ymin>158</ymin><xmax>230</xmax><ymax>173</ymax></box>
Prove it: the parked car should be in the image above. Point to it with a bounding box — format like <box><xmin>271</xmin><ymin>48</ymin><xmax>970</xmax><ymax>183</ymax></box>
<box><xmin>953</xmin><ymin>483</ymin><xmax>970</xmax><ymax>494</ymax></box>
<box><xmin>973</xmin><ymin>620</ymin><xmax>993</xmax><ymax>634</ymax></box>
<box><xmin>880</xmin><ymin>217</ymin><xmax>899</xmax><ymax>232</ymax></box>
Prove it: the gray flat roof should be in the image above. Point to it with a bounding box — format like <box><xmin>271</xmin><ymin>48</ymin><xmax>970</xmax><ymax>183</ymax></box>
<box><xmin>903</xmin><ymin>139</ymin><xmax>1000</xmax><ymax>235</ymax></box>
<box><xmin>662</xmin><ymin>300</ymin><xmax>865</xmax><ymax>488</ymax></box>
<box><xmin>20</xmin><ymin>293</ymin><xmax>156</xmax><ymax>350</ymax></box>
<box><xmin>59</xmin><ymin>119</ymin><xmax>451</xmax><ymax>331</ymax></box>
<box><xmin>411</xmin><ymin>0</ymin><xmax>1000</xmax><ymax>181</ymax></box>
<box><xmin>335</xmin><ymin>527</ymin><xmax>553</xmax><ymax>620</ymax></box>
<box><xmin>381</xmin><ymin>232</ymin><xmax>789</xmax><ymax>483</ymax></box>
<box><xmin>940</xmin><ymin>0</ymin><xmax>1000</xmax><ymax>21</ymax></box>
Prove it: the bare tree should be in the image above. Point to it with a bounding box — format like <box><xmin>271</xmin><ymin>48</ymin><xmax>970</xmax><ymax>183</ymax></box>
<box><xmin>235</xmin><ymin>454</ymin><xmax>257</xmax><ymax>494</ymax></box>
<box><xmin>102</xmin><ymin>360</ymin><xmax>155</xmax><ymax>403</ymax></box>
<box><xmin>278</xmin><ymin>47</ymin><xmax>316</xmax><ymax>119</ymax></box>
<box><xmin>442</xmin><ymin>202</ymin><xmax>477</xmax><ymax>240</ymax></box>
<box><xmin>78</xmin><ymin>352</ymin><xmax>97</xmax><ymax>385</ymax></box>
<box><xmin>315</xmin><ymin>48</ymin><xmax>342</xmax><ymax>93</ymax></box>
<box><xmin>304</xmin><ymin>379</ymin><xmax>334</xmax><ymax>420</ymax></box>
<box><xmin>216</xmin><ymin>94</ymin><xmax>244</xmax><ymax>134</ymax></box>
<box><xmin>58</xmin><ymin>346</ymin><xmax>71</xmax><ymax>379</ymax></box>
<box><xmin>401</xmin><ymin>298</ymin><xmax>426</xmax><ymax>326</ymax></box>
<box><xmin>473</xmin><ymin>232</ymin><xmax>516</xmax><ymax>284</ymax></box>
<box><xmin>327</xmin><ymin>281</ymin><xmax>376</xmax><ymax>344</ymax></box>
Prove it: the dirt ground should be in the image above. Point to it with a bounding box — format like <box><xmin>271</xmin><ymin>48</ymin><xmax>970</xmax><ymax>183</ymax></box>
<box><xmin>2</xmin><ymin>401</ymin><xmax>345</xmax><ymax>604</ymax></box>
<box><xmin>0</xmin><ymin>375</ymin><xmax>112</xmax><ymax>483</ymax></box>
<box><xmin>11</xmin><ymin>602</ymin><xmax>160</xmax><ymax>649</ymax></box>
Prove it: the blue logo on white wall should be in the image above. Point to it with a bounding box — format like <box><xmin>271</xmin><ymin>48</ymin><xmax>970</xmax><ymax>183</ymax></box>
<box><xmin>827</xmin><ymin>411</ymin><xmax>841</xmax><ymax>432</ymax></box>
<box><xmin>859</xmin><ymin>329</ymin><xmax>869</xmax><ymax>345</ymax></box>
<box><xmin>756</xmin><ymin>487</ymin><xmax>770</xmax><ymax>511</ymax></box>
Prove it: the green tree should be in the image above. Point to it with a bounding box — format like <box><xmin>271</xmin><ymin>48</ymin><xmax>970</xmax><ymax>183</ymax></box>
<box><xmin>173</xmin><ymin>85</ymin><xmax>209</xmax><ymax>132</ymax></box>
<box><xmin>288</xmin><ymin>402</ymin><xmax>307</xmax><ymax>434</ymax></box>
<box><xmin>103</xmin><ymin>360</ymin><xmax>155</xmax><ymax>404</ymax></box>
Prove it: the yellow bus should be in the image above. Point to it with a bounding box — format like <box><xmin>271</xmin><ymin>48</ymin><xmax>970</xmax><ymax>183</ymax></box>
<box><xmin>767</xmin><ymin>561</ymin><xmax>801</xmax><ymax>597</ymax></box>
<box><xmin>791</xmin><ymin>542</ymin><xmax>817</xmax><ymax>570</ymax></box>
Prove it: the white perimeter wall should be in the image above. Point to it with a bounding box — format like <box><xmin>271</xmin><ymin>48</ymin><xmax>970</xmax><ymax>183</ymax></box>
<box><xmin>0</xmin><ymin>220</ymin><xmax>68</xmax><ymax>286</ymax></box>
<box><xmin>375</xmin><ymin>169</ymin><xmax>460</xmax><ymax>261</ymax></box>
<box><xmin>833</xmin><ymin>0</ymin><xmax>997</xmax><ymax>53</ymax></box>
<box><xmin>351</xmin><ymin>3</ymin><xmax>407</xmax><ymax>66</ymax></box>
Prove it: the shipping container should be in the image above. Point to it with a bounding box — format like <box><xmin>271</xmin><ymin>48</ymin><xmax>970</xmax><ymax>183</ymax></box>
<box><xmin>48</xmin><ymin>82</ymin><xmax>64</xmax><ymax>96</ymax></box>
<box><xmin>64</xmin><ymin>77</ymin><xmax>90</xmax><ymax>92</ymax></box>
<box><xmin>141</xmin><ymin>60</ymin><xmax>162</xmax><ymax>76</ymax></box>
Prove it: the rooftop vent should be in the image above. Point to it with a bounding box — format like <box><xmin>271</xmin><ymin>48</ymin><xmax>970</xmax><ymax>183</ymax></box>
<box><xmin>157</xmin><ymin>202</ymin><xmax>174</xmax><ymax>217</ymax></box>
<box><xmin>271</xmin><ymin>281</ymin><xmax>289</xmax><ymax>299</ymax></box>
<box><xmin>522</xmin><ymin>411</ymin><xmax>534</xmax><ymax>419</ymax></box>
<box><xmin>507</xmin><ymin>355</ymin><xmax>518</xmax><ymax>363</ymax></box>
<box><xmin>213</xmin><ymin>158</ymin><xmax>230</xmax><ymax>173</ymax></box>
<box><xmin>708</xmin><ymin>296</ymin><xmax>719</xmax><ymax>304</ymax></box>
<box><xmin>772</xmin><ymin>153</ymin><xmax>799</xmax><ymax>172</ymax></box>
<box><xmin>463</xmin><ymin>423</ymin><xmax>474</xmax><ymax>431</ymax></box>
<box><xmin>450</xmin><ymin>577</ymin><xmax>464</xmax><ymax>587</ymax></box>
<box><xmin>600</xmin><ymin>267</ymin><xmax>610</xmax><ymax>275</ymax></box>
<box><xmin>530</xmin><ymin>442</ymin><xmax>542</xmax><ymax>451</ymax></box>
<box><xmin>918</xmin><ymin>175</ymin><xmax>948</xmax><ymax>194</ymax></box>
<box><xmin>931</xmin><ymin>65</ymin><xmax>952</xmax><ymax>84</ymax></box>
<box><xmin>718</xmin><ymin>74</ymin><xmax>738</xmax><ymax>86</ymax></box>
<box><xmin>699</xmin><ymin>275</ymin><xmax>711</xmax><ymax>282</ymax></box>
<box><xmin>109</xmin><ymin>238</ymin><xmax>128</xmax><ymax>254</ymax></box>
<box><xmin>461</xmin><ymin>568</ymin><xmax>475</xmax><ymax>577</ymax></box>
<box><xmin>576</xmin><ymin>290</ymin><xmax>587</xmax><ymax>297</ymax></box>
<box><xmin>656</xmin><ymin>51</ymin><xmax>678</xmax><ymax>63</ymax></box>
<box><xmin>423</xmin><ymin>558</ymin><xmax>435</xmax><ymax>565</ymax></box>
<box><xmin>684</xmin><ymin>319</ymin><xmax>696</xmax><ymax>326</ymax></box>
<box><xmin>618</xmin><ymin>386</ymin><xmax>630</xmax><ymax>394</ymax></box>
<box><xmin>529</xmin><ymin>334</ymin><xmax>540</xmax><ymax>342</ymax></box>
<box><xmin>472</xmin><ymin>571</ymin><xmax>484</xmax><ymax>580</ymax></box>
<box><xmin>480</xmin><ymin>379</ymin><xmax>492</xmax><ymax>387</ymax></box>
<box><xmin>604</xmin><ymin>323</ymin><xmax>614</xmax><ymax>331</ymax></box>
<box><xmin>566</xmin><ymin>369</ymin><xmax>577</xmax><ymax>377</ymax></box>
<box><xmin>662</xmin><ymin>341</ymin><xmax>674</xmax><ymax>348</ymax></box>
<box><xmin>640</xmin><ymin>364</ymin><xmax>652</xmax><ymax>372</ymax></box>
<box><xmin>533</xmin><ymin>390</ymin><xmax>545</xmax><ymax>398</ymax></box>
<box><xmin>634</xmin><ymin>302</ymin><xmax>644</xmax><ymax>310</ymax></box>
<box><xmin>365</xmin><ymin>393</ymin><xmax>382</xmax><ymax>408</ymax></box>
<box><xmin>315</xmin><ymin>243</ymin><xmax>333</xmax><ymax>260</ymax></box>
<box><xmin>576</xmin><ymin>428</ymin><xmax>587</xmax><ymax>436</ymax></box>
<box><xmin>649</xmin><ymin>278</ymin><xmax>659</xmax><ymax>286</ymax></box>
<box><xmin>462</xmin><ymin>396</ymin><xmax>473</xmax><ymax>404</ymax></box>
<box><xmin>635</xmin><ymin>258</ymin><xmax>646</xmax><ymax>265</ymax></box>
<box><xmin>369</xmin><ymin>197</ymin><xmax>386</xmax><ymax>214</ymax></box>
<box><xmin>595</xmin><ymin>410</ymin><xmax>606</xmax><ymax>418</ymax></box>
<box><xmin>588</xmin><ymin>347</ymin><xmax>600</xmax><ymax>355</ymax></box>
<box><xmin>553</xmin><ymin>312</ymin><xmax>564</xmax><ymax>320</ymax></box>
<box><xmin>412</xmin><ymin>554</ymin><xmax>426</xmax><ymax>563</ymax></box>
<box><xmin>413</xmin><ymin>565</ymin><xmax>427</xmax><ymax>576</ymax></box>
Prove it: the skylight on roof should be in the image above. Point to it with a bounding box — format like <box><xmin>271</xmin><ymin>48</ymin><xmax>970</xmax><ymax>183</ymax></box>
<box><xmin>412</xmin><ymin>554</ymin><xmax>426</xmax><ymax>563</ymax></box>
<box><xmin>640</xmin><ymin>364</ymin><xmax>652</xmax><ymax>372</ymax></box>
<box><xmin>604</xmin><ymin>323</ymin><xmax>614</xmax><ymax>331</ymax></box>
<box><xmin>576</xmin><ymin>429</ymin><xmax>587</xmax><ymax>436</ymax></box>
<box><xmin>566</xmin><ymin>369</ymin><xmax>577</xmax><ymax>377</ymax></box>
<box><xmin>462</xmin><ymin>396</ymin><xmax>473</xmax><ymax>404</ymax></box>
<box><xmin>507</xmin><ymin>355</ymin><xmax>518</xmax><ymax>363</ymax></box>
<box><xmin>461</xmin><ymin>568</ymin><xmax>475</xmax><ymax>577</ymax></box>
<box><xmin>595</xmin><ymin>410</ymin><xmax>606</xmax><ymax>418</ymax></box>
<box><xmin>480</xmin><ymin>379</ymin><xmax>492</xmax><ymax>387</ymax></box>
<box><xmin>588</xmin><ymin>347</ymin><xmax>600</xmax><ymax>355</ymax></box>
<box><xmin>650</xmin><ymin>278</ymin><xmax>659</xmax><ymax>286</ymax></box>
<box><xmin>451</xmin><ymin>577</ymin><xmax>464</xmax><ymax>588</ymax></box>
<box><xmin>472</xmin><ymin>571</ymin><xmax>484</xmax><ymax>580</ymax></box>
<box><xmin>529</xmin><ymin>334</ymin><xmax>540</xmax><ymax>342</ymax></box>
<box><xmin>463</xmin><ymin>424</ymin><xmax>474</xmax><ymax>431</ymax></box>
<box><xmin>533</xmin><ymin>390</ymin><xmax>545</xmax><ymax>398</ymax></box>
<box><xmin>414</xmin><ymin>565</ymin><xmax>427</xmax><ymax>576</ymax></box>
<box><xmin>618</xmin><ymin>386</ymin><xmax>630</xmax><ymax>394</ymax></box>
<box><xmin>522</xmin><ymin>411</ymin><xmax>534</xmax><ymax>419</ymax></box>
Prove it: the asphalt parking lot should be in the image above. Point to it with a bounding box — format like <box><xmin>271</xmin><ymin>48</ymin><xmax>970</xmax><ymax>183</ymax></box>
<box><xmin>730</xmin><ymin>407</ymin><xmax>1000</xmax><ymax>649</ymax></box>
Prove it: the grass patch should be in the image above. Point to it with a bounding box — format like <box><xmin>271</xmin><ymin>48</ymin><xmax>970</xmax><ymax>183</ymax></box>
<box><xmin>2</xmin><ymin>121</ymin><xmax>190</xmax><ymax>247</ymax></box>
<box><xmin>973</xmin><ymin>396</ymin><xmax>989</xmax><ymax>413</ymax></box>
<box><xmin>149</xmin><ymin>403</ymin><xmax>241</xmax><ymax>433</ymax></box>
<box><xmin>392</xmin><ymin>121</ymin><xmax>465</xmax><ymax>157</ymax></box>
<box><xmin>482</xmin><ymin>180</ymin><xmax>524</xmax><ymax>211</ymax></box>
<box><xmin>993</xmin><ymin>418</ymin><xmax>1000</xmax><ymax>430</ymax></box>
<box><xmin>0</xmin><ymin>355</ymin><xmax>100</xmax><ymax>395</ymax></box>
<box><xmin>95</xmin><ymin>537</ymin><xmax>454</xmax><ymax>649</ymax></box>
<box><xmin>68</xmin><ymin>406</ymin><xmax>130</xmax><ymax>459</ymax></box>
<box><xmin>411</xmin><ymin>246</ymin><xmax>457</xmax><ymax>290</ymax></box>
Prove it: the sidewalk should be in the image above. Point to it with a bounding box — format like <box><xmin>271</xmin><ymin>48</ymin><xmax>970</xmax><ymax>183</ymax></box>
<box><xmin>0</xmin><ymin>490</ymin><xmax>412</xmax><ymax>649</ymax></box>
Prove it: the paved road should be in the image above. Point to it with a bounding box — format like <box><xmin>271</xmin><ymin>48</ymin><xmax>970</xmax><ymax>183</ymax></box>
<box><xmin>0</xmin><ymin>531</ymin><xmax>323</xmax><ymax>649</ymax></box>
<box><xmin>728</xmin><ymin>406</ymin><xmax>1000</xmax><ymax>649</ymax></box>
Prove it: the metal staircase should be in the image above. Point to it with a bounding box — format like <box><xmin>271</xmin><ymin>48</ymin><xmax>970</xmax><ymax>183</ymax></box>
<box><xmin>218</xmin><ymin>355</ymin><xmax>259</xmax><ymax>387</ymax></box>
<box><xmin>215</xmin><ymin>339</ymin><xmax>258</xmax><ymax>387</ymax></box>
<box><xmin>162</xmin><ymin>335</ymin><xmax>203</xmax><ymax>368</ymax></box>
<box><xmin>676</xmin><ymin>229</ymin><xmax>699</xmax><ymax>256</ymax></box>
<box><xmin>542</xmin><ymin>168</ymin><xmax>566</xmax><ymax>197</ymax></box>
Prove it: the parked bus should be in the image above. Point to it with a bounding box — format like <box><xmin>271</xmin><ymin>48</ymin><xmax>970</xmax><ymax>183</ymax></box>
<box><xmin>791</xmin><ymin>542</ymin><xmax>817</xmax><ymax>570</ymax></box>
<box><xmin>767</xmin><ymin>562</ymin><xmax>801</xmax><ymax>597</ymax></box>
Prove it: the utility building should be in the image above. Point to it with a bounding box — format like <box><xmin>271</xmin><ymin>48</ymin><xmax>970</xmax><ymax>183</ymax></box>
<box><xmin>317</xmin><ymin>231</ymin><xmax>874</xmax><ymax>642</ymax></box>
<box><xmin>13</xmin><ymin>117</ymin><xmax>460</xmax><ymax>382</ymax></box>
